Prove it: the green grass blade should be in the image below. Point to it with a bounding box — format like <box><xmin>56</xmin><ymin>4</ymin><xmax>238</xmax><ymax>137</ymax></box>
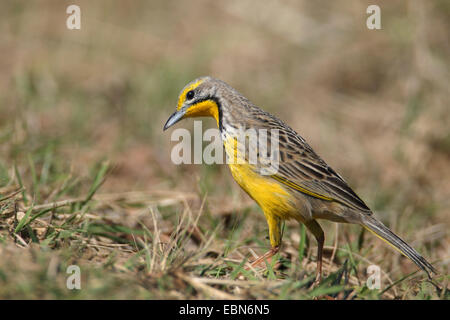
<box><xmin>298</xmin><ymin>224</ymin><xmax>306</xmax><ymax>265</ymax></box>
<box><xmin>15</xmin><ymin>204</ymin><xmax>34</xmax><ymax>233</ymax></box>
<box><xmin>28</xmin><ymin>154</ymin><xmax>39</xmax><ymax>202</ymax></box>
<box><xmin>82</xmin><ymin>161</ymin><xmax>110</xmax><ymax>206</ymax></box>
<box><xmin>230</xmin><ymin>257</ymin><xmax>248</xmax><ymax>280</ymax></box>
<box><xmin>14</xmin><ymin>164</ymin><xmax>27</xmax><ymax>206</ymax></box>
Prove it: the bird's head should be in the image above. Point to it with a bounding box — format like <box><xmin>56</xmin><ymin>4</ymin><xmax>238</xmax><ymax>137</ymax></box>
<box><xmin>163</xmin><ymin>76</ymin><xmax>222</xmax><ymax>131</ymax></box>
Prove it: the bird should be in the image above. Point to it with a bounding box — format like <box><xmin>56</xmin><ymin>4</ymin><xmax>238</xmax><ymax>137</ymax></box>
<box><xmin>163</xmin><ymin>76</ymin><xmax>436</xmax><ymax>282</ymax></box>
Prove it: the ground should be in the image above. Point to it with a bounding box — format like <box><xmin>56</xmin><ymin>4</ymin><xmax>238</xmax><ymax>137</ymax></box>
<box><xmin>0</xmin><ymin>0</ymin><xmax>448</xmax><ymax>299</ymax></box>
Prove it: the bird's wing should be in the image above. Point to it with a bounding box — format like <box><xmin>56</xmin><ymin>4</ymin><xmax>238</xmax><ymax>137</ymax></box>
<box><xmin>242</xmin><ymin>110</ymin><xmax>372</xmax><ymax>214</ymax></box>
<box><xmin>271</xmin><ymin>129</ymin><xmax>372</xmax><ymax>213</ymax></box>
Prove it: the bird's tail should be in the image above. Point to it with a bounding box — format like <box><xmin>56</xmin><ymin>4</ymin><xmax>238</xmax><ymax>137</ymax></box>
<box><xmin>361</xmin><ymin>216</ymin><xmax>436</xmax><ymax>279</ymax></box>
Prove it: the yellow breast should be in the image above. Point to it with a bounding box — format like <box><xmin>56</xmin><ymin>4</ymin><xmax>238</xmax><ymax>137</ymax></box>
<box><xmin>224</xmin><ymin>136</ymin><xmax>295</xmax><ymax>219</ymax></box>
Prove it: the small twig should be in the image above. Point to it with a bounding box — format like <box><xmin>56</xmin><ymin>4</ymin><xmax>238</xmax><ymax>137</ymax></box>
<box><xmin>0</xmin><ymin>188</ymin><xmax>24</xmax><ymax>203</ymax></box>
<box><xmin>24</xmin><ymin>198</ymin><xmax>83</xmax><ymax>213</ymax></box>
<box><xmin>194</xmin><ymin>277</ymin><xmax>279</xmax><ymax>288</ymax></box>
<box><xmin>329</xmin><ymin>224</ymin><xmax>339</xmax><ymax>267</ymax></box>
<box><xmin>13</xmin><ymin>233</ymin><xmax>29</xmax><ymax>248</ymax></box>
<box><xmin>176</xmin><ymin>272</ymin><xmax>239</xmax><ymax>300</ymax></box>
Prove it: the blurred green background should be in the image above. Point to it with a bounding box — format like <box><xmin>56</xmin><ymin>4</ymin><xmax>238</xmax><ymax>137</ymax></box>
<box><xmin>0</xmin><ymin>0</ymin><xmax>448</xmax><ymax>299</ymax></box>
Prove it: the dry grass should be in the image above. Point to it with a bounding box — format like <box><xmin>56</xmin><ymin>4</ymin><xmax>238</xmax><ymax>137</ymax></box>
<box><xmin>0</xmin><ymin>0</ymin><xmax>449</xmax><ymax>299</ymax></box>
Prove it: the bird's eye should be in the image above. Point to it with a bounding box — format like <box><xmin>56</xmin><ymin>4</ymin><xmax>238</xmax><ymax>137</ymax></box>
<box><xmin>186</xmin><ymin>90</ymin><xmax>195</xmax><ymax>101</ymax></box>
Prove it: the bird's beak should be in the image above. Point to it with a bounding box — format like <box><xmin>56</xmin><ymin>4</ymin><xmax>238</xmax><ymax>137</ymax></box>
<box><xmin>163</xmin><ymin>109</ymin><xmax>186</xmax><ymax>131</ymax></box>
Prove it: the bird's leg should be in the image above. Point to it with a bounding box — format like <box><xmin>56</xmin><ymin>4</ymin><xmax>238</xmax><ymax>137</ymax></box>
<box><xmin>248</xmin><ymin>213</ymin><xmax>282</xmax><ymax>269</ymax></box>
<box><xmin>249</xmin><ymin>245</ymin><xmax>280</xmax><ymax>268</ymax></box>
<box><xmin>305</xmin><ymin>220</ymin><xmax>324</xmax><ymax>284</ymax></box>
<box><xmin>315</xmin><ymin>242</ymin><xmax>323</xmax><ymax>283</ymax></box>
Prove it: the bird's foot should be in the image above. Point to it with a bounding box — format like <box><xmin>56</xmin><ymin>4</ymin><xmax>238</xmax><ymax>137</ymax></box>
<box><xmin>249</xmin><ymin>246</ymin><xmax>280</xmax><ymax>268</ymax></box>
<box><xmin>311</xmin><ymin>271</ymin><xmax>322</xmax><ymax>288</ymax></box>
<box><xmin>239</xmin><ymin>246</ymin><xmax>281</xmax><ymax>276</ymax></box>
